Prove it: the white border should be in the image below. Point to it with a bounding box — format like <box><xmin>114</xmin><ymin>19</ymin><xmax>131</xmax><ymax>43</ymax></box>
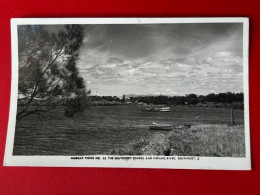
<box><xmin>4</xmin><ymin>18</ymin><xmax>251</xmax><ymax>170</ymax></box>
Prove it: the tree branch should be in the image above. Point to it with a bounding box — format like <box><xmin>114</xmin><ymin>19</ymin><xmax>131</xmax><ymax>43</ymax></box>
<box><xmin>17</xmin><ymin>40</ymin><xmax>67</xmax><ymax>119</ymax></box>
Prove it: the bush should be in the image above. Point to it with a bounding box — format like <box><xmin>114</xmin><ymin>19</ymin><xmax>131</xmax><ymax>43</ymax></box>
<box><xmin>231</xmin><ymin>102</ymin><xmax>244</xmax><ymax>110</ymax></box>
<box><xmin>64</xmin><ymin>96</ymin><xmax>89</xmax><ymax>117</ymax></box>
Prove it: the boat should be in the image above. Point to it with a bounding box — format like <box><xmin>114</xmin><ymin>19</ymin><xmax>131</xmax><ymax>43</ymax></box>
<box><xmin>149</xmin><ymin>123</ymin><xmax>174</xmax><ymax>130</ymax></box>
<box><xmin>157</xmin><ymin>107</ymin><xmax>170</xmax><ymax>112</ymax></box>
<box><xmin>141</xmin><ymin>105</ymin><xmax>171</xmax><ymax>112</ymax></box>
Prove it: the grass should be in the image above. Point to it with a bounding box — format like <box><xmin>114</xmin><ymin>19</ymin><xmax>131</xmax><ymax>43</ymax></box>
<box><xmin>110</xmin><ymin>133</ymin><xmax>170</xmax><ymax>155</ymax></box>
<box><xmin>168</xmin><ymin>124</ymin><xmax>245</xmax><ymax>157</ymax></box>
<box><xmin>110</xmin><ymin>124</ymin><xmax>245</xmax><ymax>157</ymax></box>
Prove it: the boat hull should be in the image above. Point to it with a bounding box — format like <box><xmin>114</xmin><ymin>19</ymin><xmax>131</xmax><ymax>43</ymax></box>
<box><xmin>149</xmin><ymin>125</ymin><xmax>174</xmax><ymax>130</ymax></box>
<box><xmin>141</xmin><ymin>107</ymin><xmax>171</xmax><ymax>112</ymax></box>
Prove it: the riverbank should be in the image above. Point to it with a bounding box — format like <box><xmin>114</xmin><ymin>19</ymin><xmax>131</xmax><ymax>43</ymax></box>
<box><xmin>110</xmin><ymin>124</ymin><xmax>245</xmax><ymax>157</ymax></box>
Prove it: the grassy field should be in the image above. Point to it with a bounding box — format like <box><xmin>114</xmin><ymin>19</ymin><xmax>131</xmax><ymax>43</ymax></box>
<box><xmin>13</xmin><ymin>105</ymin><xmax>245</xmax><ymax>156</ymax></box>
<box><xmin>110</xmin><ymin>124</ymin><xmax>245</xmax><ymax>157</ymax></box>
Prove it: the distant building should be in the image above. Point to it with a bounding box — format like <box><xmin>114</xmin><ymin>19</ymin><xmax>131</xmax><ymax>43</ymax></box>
<box><xmin>125</xmin><ymin>98</ymin><xmax>132</xmax><ymax>104</ymax></box>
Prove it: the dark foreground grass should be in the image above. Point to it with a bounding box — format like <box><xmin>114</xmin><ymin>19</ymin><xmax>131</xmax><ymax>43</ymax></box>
<box><xmin>110</xmin><ymin>124</ymin><xmax>245</xmax><ymax>157</ymax></box>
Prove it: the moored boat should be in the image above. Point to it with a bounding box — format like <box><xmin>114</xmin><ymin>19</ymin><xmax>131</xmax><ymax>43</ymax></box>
<box><xmin>149</xmin><ymin>123</ymin><xmax>174</xmax><ymax>130</ymax></box>
<box><xmin>141</xmin><ymin>106</ymin><xmax>171</xmax><ymax>112</ymax></box>
<box><xmin>157</xmin><ymin>107</ymin><xmax>170</xmax><ymax>112</ymax></box>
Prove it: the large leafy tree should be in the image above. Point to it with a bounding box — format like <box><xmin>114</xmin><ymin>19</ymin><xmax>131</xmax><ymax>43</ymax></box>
<box><xmin>17</xmin><ymin>24</ymin><xmax>89</xmax><ymax>119</ymax></box>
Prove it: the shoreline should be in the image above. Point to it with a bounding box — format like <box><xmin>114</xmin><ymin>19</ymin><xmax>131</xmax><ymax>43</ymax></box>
<box><xmin>109</xmin><ymin>124</ymin><xmax>245</xmax><ymax>157</ymax></box>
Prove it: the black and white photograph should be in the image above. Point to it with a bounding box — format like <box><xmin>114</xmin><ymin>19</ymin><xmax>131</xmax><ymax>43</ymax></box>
<box><xmin>4</xmin><ymin>18</ymin><xmax>250</xmax><ymax>169</ymax></box>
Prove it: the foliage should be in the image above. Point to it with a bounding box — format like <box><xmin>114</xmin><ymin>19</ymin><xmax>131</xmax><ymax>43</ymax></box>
<box><xmin>64</xmin><ymin>89</ymin><xmax>91</xmax><ymax>117</ymax></box>
<box><xmin>88</xmin><ymin>92</ymin><xmax>244</xmax><ymax>108</ymax></box>
<box><xmin>17</xmin><ymin>24</ymin><xmax>88</xmax><ymax>119</ymax></box>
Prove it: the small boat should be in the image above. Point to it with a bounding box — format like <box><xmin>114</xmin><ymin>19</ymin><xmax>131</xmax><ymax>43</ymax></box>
<box><xmin>141</xmin><ymin>106</ymin><xmax>171</xmax><ymax>112</ymax></box>
<box><xmin>157</xmin><ymin>107</ymin><xmax>170</xmax><ymax>112</ymax></box>
<box><xmin>149</xmin><ymin>123</ymin><xmax>174</xmax><ymax>130</ymax></box>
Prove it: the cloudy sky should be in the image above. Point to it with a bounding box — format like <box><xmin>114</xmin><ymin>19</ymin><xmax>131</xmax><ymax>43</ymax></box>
<box><xmin>76</xmin><ymin>23</ymin><xmax>243</xmax><ymax>96</ymax></box>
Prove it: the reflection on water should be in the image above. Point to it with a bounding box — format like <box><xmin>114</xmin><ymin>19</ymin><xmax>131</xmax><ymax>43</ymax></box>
<box><xmin>13</xmin><ymin>106</ymin><xmax>244</xmax><ymax>155</ymax></box>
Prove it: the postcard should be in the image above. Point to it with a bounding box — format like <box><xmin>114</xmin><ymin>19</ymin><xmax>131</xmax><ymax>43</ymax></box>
<box><xmin>4</xmin><ymin>18</ymin><xmax>250</xmax><ymax>169</ymax></box>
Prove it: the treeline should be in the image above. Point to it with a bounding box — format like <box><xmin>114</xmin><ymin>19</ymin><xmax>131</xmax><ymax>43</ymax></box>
<box><xmin>90</xmin><ymin>92</ymin><xmax>244</xmax><ymax>109</ymax></box>
<box><xmin>90</xmin><ymin>96</ymin><xmax>121</xmax><ymax>102</ymax></box>
<box><xmin>133</xmin><ymin>92</ymin><xmax>244</xmax><ymax>105</ymax></box>
<box><xmin>19</xmin><ymin>92</ymin><xmax>244</xmax><ymax>110</ymax></box>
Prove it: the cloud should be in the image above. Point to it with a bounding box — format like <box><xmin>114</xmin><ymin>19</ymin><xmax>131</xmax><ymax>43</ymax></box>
<box><xmin>214</xmin><ymin>51</ymin><xmax>234</xmax><ymax>58</ymax></box>
<box><xmin>75</xmin><ymin>23</ymin><xmax>243</xmax><ymax>96</ymax></box>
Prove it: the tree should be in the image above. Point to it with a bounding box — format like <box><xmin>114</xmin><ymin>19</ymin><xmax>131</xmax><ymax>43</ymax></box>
<box><xmin>186</xmin><ymin>94</ymin><xmax>198</xmax><ymax>105</ymax></box>
<box><xmin>17</xmin><ymin>24</ymin><xmax>88</xmax><ymax>119</ymax></box>
<box><xmin>122</xmin><ymin>95</ymin><xmax>126</xmax><ymax>103</ymax></box>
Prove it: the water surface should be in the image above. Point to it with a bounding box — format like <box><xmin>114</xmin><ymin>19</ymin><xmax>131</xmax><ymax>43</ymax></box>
<box><xmin>13</xmin><ymin>106</ymin><xmax>244</xmax><ymax>155</ymax></box>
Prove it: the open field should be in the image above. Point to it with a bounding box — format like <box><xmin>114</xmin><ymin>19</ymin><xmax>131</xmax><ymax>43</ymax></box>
<box><xmin>13</xmin><ymin>105</ymin><xmax>245</xmax><ymax>156</ymax></box>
